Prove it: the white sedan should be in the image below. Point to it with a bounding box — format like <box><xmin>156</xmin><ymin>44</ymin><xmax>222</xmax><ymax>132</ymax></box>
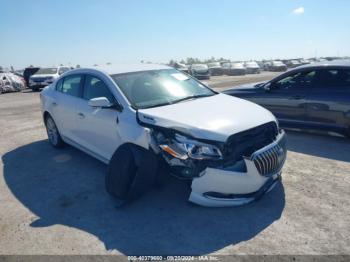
<box><xmin>40</xmin><ymin>64</ymin><xmax>287</xmax><ymax>207</ymax></box>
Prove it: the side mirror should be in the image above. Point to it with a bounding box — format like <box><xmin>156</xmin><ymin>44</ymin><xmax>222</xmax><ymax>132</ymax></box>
<box><xmin>88</xmin><ymin>97</ymin><xmax>123</xmax><ymax>111</ymax></box>
<box><xmin>88</xmin><ymin>97</ymin><xmax>113</xmax><ymax>108</ymax></box>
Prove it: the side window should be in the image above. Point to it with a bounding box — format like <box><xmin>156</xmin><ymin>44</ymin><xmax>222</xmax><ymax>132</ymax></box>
<box><xmin>319</xmin><ymin>69</ymin><xmax>350</xmax><ymax>89</ymax></box>
<box><xmin>273</xmin><ymin>70</ymin><xmax>317</xmax><ymax>90</ymax></box>
<box><xmin>83</xmin><ymin>75</ymin><xmax>115</xmax><ymax>102</ymax></box>
<box><xmin>56</xmin><ymin>78</ymin><xmax>63</xmax><ymax>91</ymax></box>
<box><xmin>61</xmin><ymin>75</ymin><xmax>82</xmax><ymax>97</ymax></box>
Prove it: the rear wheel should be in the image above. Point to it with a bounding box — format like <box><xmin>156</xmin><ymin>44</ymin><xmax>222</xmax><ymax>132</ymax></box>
<box><xmin>45</xmin><ymin>115</ymin><xmax>65</xmax><ymax>148</ymax></box>
<box><xmin>32</xmin><ymin>87</ymin><xmax>39</xmax><ymax>92</ymax></box>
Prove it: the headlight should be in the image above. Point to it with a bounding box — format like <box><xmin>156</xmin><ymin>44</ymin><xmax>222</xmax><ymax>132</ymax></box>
<box><xmin>159</xmin><ymin>133</ymin><xmax>223</xmax><ymax>160</ymax></box>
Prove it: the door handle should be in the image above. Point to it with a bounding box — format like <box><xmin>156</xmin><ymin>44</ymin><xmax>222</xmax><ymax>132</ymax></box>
<box><xmin>52</xmin><ymin>102</ymin><xmax>58</xmax><ymax>106</ymax></box>
<box><xmin>77</xmin><ymin>112</ymin><xmax>85</xmax><ymax>119</ymax></box>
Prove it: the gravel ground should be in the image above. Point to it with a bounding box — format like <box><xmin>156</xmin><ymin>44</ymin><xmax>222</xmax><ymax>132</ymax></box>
<box><xmin>0</xmin><ymin>75</ymin><xmax>349</xmax><ymax>255</ymax></box>
<box><xmin>204</xmin><ymin>71</ymin><xmax>280</xmax><ymax>90</ymax></box>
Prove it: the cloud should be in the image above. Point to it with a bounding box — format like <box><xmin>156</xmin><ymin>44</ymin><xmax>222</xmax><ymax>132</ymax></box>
<box><xmin>292</xmin><ymin>7</ymin><xmax>305</xmax><ymax>15</ymax></box>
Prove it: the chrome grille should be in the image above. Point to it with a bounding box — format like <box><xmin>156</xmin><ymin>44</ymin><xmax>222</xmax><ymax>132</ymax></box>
<box><xmin>250</xmin><ymin>131</ymin><xmax>287</xmax><ymax>177</ymax></box>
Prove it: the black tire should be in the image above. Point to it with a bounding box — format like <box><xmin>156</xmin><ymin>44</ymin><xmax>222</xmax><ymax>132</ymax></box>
<box><xmin>106</xmin><ymin>143</ymin><xmax>158</xmax><ymax>203</ymax></box>
<box><xmin>32</xmin><ymin>87</ymin><xmax>39</xmax><ymax>92</ymax></box>
<box><xmin>44</xmin><ymin>115</ymin><xmax>65</xmax><ymax>148</ymax></box>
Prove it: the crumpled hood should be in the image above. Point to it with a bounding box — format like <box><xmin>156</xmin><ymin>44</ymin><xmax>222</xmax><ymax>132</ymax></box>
<box><xmin>138</xmin><ymin>93</ymin><xmax>276</xmax><ymax>142</ymax></box>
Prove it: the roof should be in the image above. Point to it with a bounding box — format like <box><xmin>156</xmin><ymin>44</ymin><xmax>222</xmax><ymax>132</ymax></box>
<box><xmin>297</xmin><ymin>59</ymin><xmax>350</xmax><ymax>69</ymax></box>
<box><xmin>79</xmin><ymin>63</ymin><xmax>171</xmax><ymax>75</ymax></box>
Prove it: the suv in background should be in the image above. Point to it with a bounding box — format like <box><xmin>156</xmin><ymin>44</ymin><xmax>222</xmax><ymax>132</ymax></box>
<box><xmin>23</xmin><ymin>67</ymin><xmax>40</xmax><ymax>87</ymax></box>
<box><xmin>29</xmin><ymin>66</ymin><xmax>70</xmax><ymax>91</ymax></box>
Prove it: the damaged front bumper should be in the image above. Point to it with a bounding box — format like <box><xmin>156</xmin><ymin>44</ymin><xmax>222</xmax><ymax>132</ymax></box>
<box><xmin>189</xmin><ymin>131</ymin><xmax>287</xmax><ymax>207</ymax></box>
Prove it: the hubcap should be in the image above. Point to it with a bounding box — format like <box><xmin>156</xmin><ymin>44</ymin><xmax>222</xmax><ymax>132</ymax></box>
<box><xmin>46</xmin><ymin>118</ymin><xmax>58</xmax><ymax>145</ymax></box>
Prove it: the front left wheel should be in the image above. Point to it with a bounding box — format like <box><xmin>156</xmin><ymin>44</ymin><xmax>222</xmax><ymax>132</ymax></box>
<box><xmin>106</xmin><ymin>143</ymin><xmax>159</xmax><ymax>204</ymax></box>
<box><xmin>45</xmin><ymin>115</ymin><xmax>65</xmax><ymax>148</ymax></box>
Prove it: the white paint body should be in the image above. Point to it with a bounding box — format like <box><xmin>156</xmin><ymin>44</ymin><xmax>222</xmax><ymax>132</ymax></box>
<box><xmin>41</xmin><ymin>64</ymin><xmax>284</xmax><ymax>207</ymax></box>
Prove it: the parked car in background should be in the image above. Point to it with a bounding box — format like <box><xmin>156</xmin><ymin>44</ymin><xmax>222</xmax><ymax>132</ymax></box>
<box><xmin>226</xmin><ymin>62</ymin><xmax>246</xmax><ymax>75</ymax></box>
<box><xmin>29</xmin><ymin>66</ymin><xmax>71</xmax><ymax>91</ymax></box>
<box><xmin>285</xmin><ymin>60</ymin><xmax>301</xmax><ymax>68</ymax></box>
<box><xmin>40</xmin><ymin>64</ymin><xmax>286</xmax><ymax>207</ymax></box>
<box><xmin>263</xmin><ymin>61</ymin><xmax>272</xmax><ymax>71</ymax></box>
<box><xmin>0</xmin><ymin>72</ymin><xmax>26</xmax><ymax>94</ymax></box>
<box><xmin>207</xmin><ymin>62</ymin><xmax>223</xmax><ymax>76</ymax></box>
<box><xmin>269</xmin><ymin>61</ymin><xmax>287</xmax><ymax>72</ymax></box>
<box><xmin>224</xmin><ymin>61</ymin><xmax>350</xmax><ymax>138</ymax></box>
<box><xmin>298</xmin><ymin>59</ymin><xmax>310</xmax><ymax>66</ymax></box>
<box><xmin>257</xmin><ymin>61</ymin><xmax>265</xmax><ymax>70</ymax></box>
<box><xmin>23</xmin><ymin>67</ymin><xmax>40</xmax><ymax>87</ymax></box>
<box><xmin>189</xmin><ymin>64</ymin><xmax>210</xmax><ymax>79</ymax></box>
<box><xmin>173</xmin><ymin>62</ymin><xmax>190</xmax><ymax>74</ymax></box>
<box><xmin>221</xmin><ymin>62</ymin><xmax>231</xmax><ymax>75</ymax></box>
<box><xmin>244</xmin><ymin>61</ymin><xmax>260</xmax><ymax>74</ymax></box>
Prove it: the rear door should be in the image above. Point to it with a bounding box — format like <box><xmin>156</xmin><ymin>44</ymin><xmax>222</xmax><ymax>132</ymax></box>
<box><xmin>306</xmin><ymin>68</ymin><xmax>350</xmax><ymax>131</ymax></box>
<box><xmin>51</xmin><ymin>74</ymin><xmax>83</xmax><ymax>142</ymax></box>
<box><xmin>248</xmin><ymin>70</ymin><xmax>317</xmax><ymax>123</ymax></box>
<box><xmin>74</xmin><ymin>74</ymin><xmax>122</xmax><ymax>162</ymax></box>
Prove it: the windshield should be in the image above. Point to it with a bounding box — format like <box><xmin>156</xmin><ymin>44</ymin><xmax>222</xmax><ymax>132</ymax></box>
<box><xmin>111</xmin><ymin>69</ymin><xmax>215</xmax><ymax>109</ymax></box>
<box><xmin>36</xmin><ymin>68</ymin><xmax>57</xmax><ymax>75</ymax></box>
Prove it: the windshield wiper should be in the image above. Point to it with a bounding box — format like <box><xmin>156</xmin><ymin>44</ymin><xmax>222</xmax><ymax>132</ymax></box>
<box><xmin>171</xmin><ymin>94</ymin><xmax>215</xmax><ymax>105</ymax></box>
<box><xmin>139</xmin><ymin>94</ymin><xmax>215</xmax><ymax>109</ymax></box>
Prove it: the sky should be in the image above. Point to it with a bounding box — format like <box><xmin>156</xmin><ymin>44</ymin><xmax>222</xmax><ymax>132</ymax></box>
<box><xmin>1</xmin><ymin>0</ymin><xmax>350</xmax><ymax>68</ymax></box>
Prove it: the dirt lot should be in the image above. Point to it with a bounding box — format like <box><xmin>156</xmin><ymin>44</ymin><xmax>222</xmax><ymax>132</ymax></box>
<box><xmin>204</xmin><ymin>71</ymin><xmax>280</xmax><ymax>90</ymax></box>
<box><xmin>0</xmin><ymin>74</ymin><xmax>350</xmax><ymax>255</ymax></box>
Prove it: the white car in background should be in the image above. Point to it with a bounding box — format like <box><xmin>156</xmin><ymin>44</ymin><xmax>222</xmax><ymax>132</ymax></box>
<box><xmin>30</xmin><ymin>66</ymin><xmax>70</xmax><ymax>91</ymax></box>
<box><xmin>40</xmin><ymin>64</ymin><xmax>287</xmax><ymax>207</ymax></box>
<box><xmin>244</xmin><ymin>61</ymin><xmax>261</xmax><ymax>74</ymax></box>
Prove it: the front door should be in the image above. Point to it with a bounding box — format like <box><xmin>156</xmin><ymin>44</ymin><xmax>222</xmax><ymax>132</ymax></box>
<box><xmin>74</xmin><ymin>74</ymin><xmax>122</xmax><ymax>162</ymax></box>
<box><xmin>249</xmin><ymin>70</ymin><xmax>317</xmax><ymax>123</ymax></box>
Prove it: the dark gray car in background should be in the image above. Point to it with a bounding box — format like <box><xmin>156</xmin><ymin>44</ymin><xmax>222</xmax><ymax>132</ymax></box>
<box><xmin>224</xmin><ymin>62</ymin><xmax>246</xmax><ymax>75</ymax></box>
<box><xmin>224</xmin><ymin>61</ymin><xmax>350</xmax><ymax>138</ymax></box>
<box><xmin>269</xmin><ymin>61</ymin><xmax>287</xmax><ymax>72</ymax></box>
<box><xmin>244</xmin><ymin>61</ymin><xmax>261</xmax><ymax>74</ymax></box>
<box><xmin>207</xmin><ymin>62</ymin><xmax>223</xmax><ymax>76</ymax></box>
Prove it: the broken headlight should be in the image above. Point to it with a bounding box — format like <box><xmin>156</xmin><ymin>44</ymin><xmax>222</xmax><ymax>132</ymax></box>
<box><xmin>159</xmin><ymin>133</ymin><xmax>223</xmax><ymax>161</ymax></box>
